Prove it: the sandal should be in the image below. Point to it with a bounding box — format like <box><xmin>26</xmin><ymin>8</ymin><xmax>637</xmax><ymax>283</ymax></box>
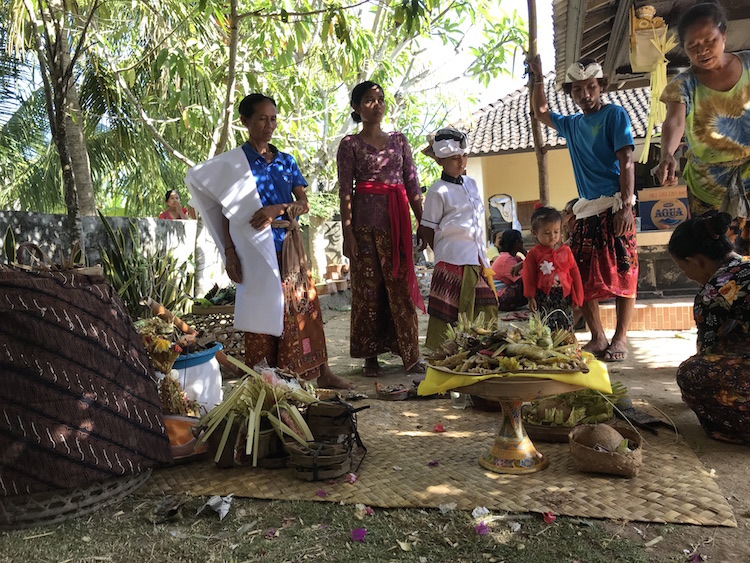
<box><xmin>602</xmin><ymin>347</ymin><xmax>628</xmax><ymax>362</ymax></box>
<box><xmin>407</xmin><ymin>359</ymin><xmax>427</xmax><ymax>373</ymax></box>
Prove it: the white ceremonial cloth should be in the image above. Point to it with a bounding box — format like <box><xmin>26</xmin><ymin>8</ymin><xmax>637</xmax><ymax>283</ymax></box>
<box><xmin>185</xmin><ymin>147</ymin><xmax>283</xmax><ymax>336</ymax></box>
<box><xmin>572</xmin><ymin>193</ymin><xmax>637</xmax><ymax>219</ymax></box>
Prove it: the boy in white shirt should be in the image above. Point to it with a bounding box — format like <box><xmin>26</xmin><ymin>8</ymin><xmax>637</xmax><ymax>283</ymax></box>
<box><xmin>418</xmin><ymin>128</ymin><xmax>498</xmax><ymax>349</ymax></box>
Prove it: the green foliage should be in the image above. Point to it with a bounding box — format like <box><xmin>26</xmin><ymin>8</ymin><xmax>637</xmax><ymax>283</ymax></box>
<box><xmin>1</xmin><ymin>0</ymin><xmax>528</xmax><ymax>216</ymax></box>
<box><xmin>306</xmin><ymin>189</ymin><xmax>340</xmax><ymax>221</ymax></box>
<box><xmin>97</xmin><ymin>211</ymin><xmax>194</xmax><ymax>319</ymax></box>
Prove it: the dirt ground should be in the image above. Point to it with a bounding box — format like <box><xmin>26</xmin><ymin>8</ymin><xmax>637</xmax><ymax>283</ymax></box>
<box><xmin>318</xmin><ymin>302</ymin><xmax>750</xmax><ymax>563</ymax></box>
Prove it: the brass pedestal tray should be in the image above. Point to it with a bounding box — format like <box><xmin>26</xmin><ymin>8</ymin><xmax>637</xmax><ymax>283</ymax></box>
<box><xmin>448</xmin><ymin>375</ymin><xmax>584</xmax><ymax>474</ymax></box>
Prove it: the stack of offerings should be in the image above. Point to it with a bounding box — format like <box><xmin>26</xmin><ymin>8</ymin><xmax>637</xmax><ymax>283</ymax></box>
<box><xmin>287</xmin><ymin>400</ymin><xmax>369</xmax><ymax>481</ymax></box>
<box><xmin>638</xmin><ymin>185</ymin><xmax>690</xmax><ymax>231</ymax></box>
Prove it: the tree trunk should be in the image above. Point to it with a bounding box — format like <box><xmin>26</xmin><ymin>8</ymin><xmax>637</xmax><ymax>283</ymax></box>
<box><xmin>527</xmin><ymin>0</ymin><xmax>549</xmax><ymax>205</ymax></box>
<box><xmin>59</xmin><ymin>25</ymin><xmax>96</xmax><ymax>217</ymax></box>
<box><xmin>65</xmin><ymin>85</ymin><xmax>96</xmax><ymax>216</ymax></box>
<box><xmin>52</xmin><ymin>82</ymin><xmax>83</xmax><ymax>253</ymax></box>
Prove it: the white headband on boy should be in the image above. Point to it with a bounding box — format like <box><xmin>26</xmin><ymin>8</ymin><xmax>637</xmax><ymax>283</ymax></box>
<box><xmin>432</xmin><ymin>138</ymin><xmax>469</xmax><ymax>158</ymax></box>
<box><xmin>565</xmin><ymin>61</ymin><xmax>603</xmax><ymax>83</ymax></box>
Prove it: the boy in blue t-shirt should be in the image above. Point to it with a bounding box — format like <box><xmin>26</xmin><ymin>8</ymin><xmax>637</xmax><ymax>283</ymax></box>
<box><xmin>529</xmin><ymin>55</ymin><xmax>636</xmax><ymax>363</ymax></box>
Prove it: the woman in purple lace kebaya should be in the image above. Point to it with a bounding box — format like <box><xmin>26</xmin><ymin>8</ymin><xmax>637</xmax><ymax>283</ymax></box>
<box><xmin>337</xmin><ymin>81</ymin><xmax>426</xmax><ymax>377</ymax></box>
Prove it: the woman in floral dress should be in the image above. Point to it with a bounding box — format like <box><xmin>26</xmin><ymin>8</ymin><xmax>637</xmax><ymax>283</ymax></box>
<box><xmin>337</xmin><ymin>81</ymin><xmax>426</xmax><ymax>377</ymax></box>
<box><xmin>669</xmin><ymin>211</ymin><xmax>750</xmax><ymax>444</ymax></box>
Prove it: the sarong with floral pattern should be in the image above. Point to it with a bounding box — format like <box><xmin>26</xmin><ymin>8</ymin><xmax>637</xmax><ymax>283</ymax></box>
<box><xmin>244</xmin><ymin>255</ymin><xmax>327</xmax><ymax>380</ymax></box>
<box><xmin>349</xmin><ymin>226</ymin><xmax>420</xmax><ymax>369</ymax></box>
<box><xmin>677</xmin><ymin>354</ymin><xmax>750</xmax><ymax>444</ymax></box>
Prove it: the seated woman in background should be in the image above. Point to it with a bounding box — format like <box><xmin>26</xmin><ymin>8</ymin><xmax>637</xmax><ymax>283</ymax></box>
<box><xmin>486</xmin><ymin>231</ymin><xmax>501</xmax><ymax>264</ymax></box>
<box><xmin>491</xmin><ymin>229</ymin><xmax>526</xmax><ymax>311</ymax></box>
<box><xmin>159</xmin><ymin>190</ymin><xmax>195</xmax><ymax>220</ymax></box>
<box><xmin>669</xmin><ymin>211</ymin><xmax>750</xmax><ymax>444</ymax></box>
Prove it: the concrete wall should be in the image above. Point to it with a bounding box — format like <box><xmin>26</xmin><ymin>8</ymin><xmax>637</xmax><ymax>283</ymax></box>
<box><xmin>0</xmin><ymin>211</ymin><xmax>225</xmax><ymax>296</ymax></box>
<box><xmin>0</xmin><ymin>211</ymin><xmax>344</xmax><ymax>295</ymax></box>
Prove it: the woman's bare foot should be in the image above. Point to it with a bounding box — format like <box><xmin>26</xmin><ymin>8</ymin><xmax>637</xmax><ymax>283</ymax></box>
<box><xmin>363</xmin><ymin>357</ymin><xmax>383</xmax><ymax>378</ymax></box>
<box><xmin>317</xmin><ymin>364</ymin><xmax>355</xmax><ymax>389</ymax></box>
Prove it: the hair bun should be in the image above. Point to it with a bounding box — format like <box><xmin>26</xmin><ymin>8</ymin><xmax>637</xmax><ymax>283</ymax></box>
<box><xmin>351</xmin><ymin>111</ymin><xmax>362</xmax><ymax>123</ymax></box>
<box><xmin>711</xmin><ymin>211</ymin><xmax>732</xmax><ymax>237</ymax></box>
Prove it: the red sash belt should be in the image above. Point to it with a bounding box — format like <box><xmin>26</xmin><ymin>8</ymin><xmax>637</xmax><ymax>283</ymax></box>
<box><xmin>356</xmin><ymin>181</ymin><xmax>425</xmax><ymax>312</ymax></box>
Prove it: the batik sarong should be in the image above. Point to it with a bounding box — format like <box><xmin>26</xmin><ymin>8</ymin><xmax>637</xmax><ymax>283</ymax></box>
<box><xmin>570</xmin><ymin>209</ymin><xmax>638</xmax><ymax>301</ymax></box>
<box><xmin>426</xmin><ymin>262</ymin><xmax>498</xmax><ymax>350</ymax></box>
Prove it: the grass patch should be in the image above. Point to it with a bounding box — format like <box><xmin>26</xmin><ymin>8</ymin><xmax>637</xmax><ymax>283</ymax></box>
<box><xmin>0</xmin><ymin>494</ymin><xmax>664</xmax><ymax>563</ymax></box>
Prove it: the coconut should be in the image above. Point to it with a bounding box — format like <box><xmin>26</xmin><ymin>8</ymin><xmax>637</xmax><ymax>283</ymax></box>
<box><xmin>574</xmin><ymin>424</ymin><xmax>624</xmax><ymax>452</ymax></box>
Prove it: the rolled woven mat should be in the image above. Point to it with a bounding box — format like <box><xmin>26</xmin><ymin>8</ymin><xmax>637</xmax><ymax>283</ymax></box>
<box><xmin>144</xmin><ymin>399</ymin><xmax>736</xmax><ymax>527</ymax></box>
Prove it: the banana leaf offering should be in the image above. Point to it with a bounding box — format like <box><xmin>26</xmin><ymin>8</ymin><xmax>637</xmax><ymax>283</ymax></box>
<box><xmin>427</xmin><ymin>312</ymin><xmax>587</xmax><ymax>374</ymax></box>
<box><xmin>522</xmin><ymin>381</ymin><xmax>628</xmax><ymax>427</ymax></box>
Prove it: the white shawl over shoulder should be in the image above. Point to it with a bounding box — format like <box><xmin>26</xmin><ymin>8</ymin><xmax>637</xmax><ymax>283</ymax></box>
<box><xmin>185</xmin><ymin>147</ymin><xmax>283</xmax><ymax>336</ymax></box>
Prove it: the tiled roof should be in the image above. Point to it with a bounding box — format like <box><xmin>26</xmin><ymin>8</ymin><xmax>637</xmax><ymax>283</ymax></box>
<box><xmin>465</xmin><ymin>73</ymin><xmax>658</xmax><ymax>156</ymax></box>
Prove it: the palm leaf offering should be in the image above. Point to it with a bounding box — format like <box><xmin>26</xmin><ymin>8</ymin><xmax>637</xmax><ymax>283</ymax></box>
<box><xmin>427</xmin><ymin>312</ymin><xmax>587</xmax><ymax>374</ymax></box>
<box><xmin>196</xmin><ymin>356</ymin><xmax>318</xmax><ymax>467</ymax></box>
<box><xmin>522</xmin><ymin>381</ymin><xmax>628</xmax><ymax>428</ymax></box>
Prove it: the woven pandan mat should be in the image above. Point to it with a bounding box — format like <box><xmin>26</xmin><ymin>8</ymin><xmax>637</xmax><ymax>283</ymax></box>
<box><xmin>145</xmin><ymin>399</ymin><xmax>736</xmax><ymax>527</ymax></box>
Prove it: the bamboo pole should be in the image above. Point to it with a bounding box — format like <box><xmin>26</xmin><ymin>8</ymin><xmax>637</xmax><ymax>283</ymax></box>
<box><xmin>527</xmin><ymin>0</ymin><xmax>550</xmax><ymax>205</ymax></box>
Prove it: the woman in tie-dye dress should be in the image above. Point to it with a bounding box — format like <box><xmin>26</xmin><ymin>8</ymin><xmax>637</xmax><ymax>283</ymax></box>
<box><xmin>657</xmin><ymin>2</ymin><xmax>750</xmax><ymax>251</ymax></box>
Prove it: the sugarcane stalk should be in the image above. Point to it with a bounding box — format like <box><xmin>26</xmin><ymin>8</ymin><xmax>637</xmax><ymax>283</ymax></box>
<box><xmin>245</xmin><ymin>414</ymin><xmax>255</xmax><ymax>456</ymax></box>
<box><xmin>252</xmin><ymin>388</ymin><xmax>266</xmax><ymax>467</ymax></box>
<box><xmin>214</xmin><ymin>411</ymin><xmax>236</xmax><ymax>464</ymax></box>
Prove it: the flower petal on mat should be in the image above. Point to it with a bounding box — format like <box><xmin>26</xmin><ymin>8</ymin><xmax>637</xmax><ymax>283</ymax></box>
<box><xmin>352</xmin><ymin>528</ymin><xmax>367</xmax><ymax>542</ymax></box>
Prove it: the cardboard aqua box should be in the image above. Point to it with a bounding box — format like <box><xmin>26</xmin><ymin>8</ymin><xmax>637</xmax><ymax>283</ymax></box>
<box><xmin>638</xmin><ymin>185</ymin><xmax>690</xmax><ymax>231</ymax></box>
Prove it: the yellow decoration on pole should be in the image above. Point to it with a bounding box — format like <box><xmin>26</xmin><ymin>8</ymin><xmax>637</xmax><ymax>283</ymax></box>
<box><xmin>639</xmin><ymin>26</ymin><xmax>679</xmax><ymax>164</ymax></box>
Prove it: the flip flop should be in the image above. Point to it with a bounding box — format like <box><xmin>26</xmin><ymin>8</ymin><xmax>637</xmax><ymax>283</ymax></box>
<box><xmin>407</xmin><ymin>359</ymin><xmax>427</xmax><ymax>373</ymax></box>
<box><xmin>602</xmin><ymin>347</ymin><xmax>628</xmax><ymax>362</ymax></box>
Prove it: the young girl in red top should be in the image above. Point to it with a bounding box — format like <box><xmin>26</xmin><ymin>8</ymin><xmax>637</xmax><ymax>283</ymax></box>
<box><xmin>523</xmin><ymin>206</ymin><xmax>584</xmax><ymax>330</ymax></box>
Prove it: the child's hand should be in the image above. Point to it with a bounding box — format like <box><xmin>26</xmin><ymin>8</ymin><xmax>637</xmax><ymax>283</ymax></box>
<box><xmin>510</xmin><ymin>262</ymin><xmax>523</xmax><ymax>277</ymax></box>
<box><xmin>528</xmin><ymin>297</ymin><xmax>537</xmax><ymax>312</ymax></box>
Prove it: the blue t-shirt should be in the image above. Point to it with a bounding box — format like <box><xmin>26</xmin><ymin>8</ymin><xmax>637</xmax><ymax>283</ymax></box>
<box><xmin>549</xmin><ymin>104</ymin><xmax>634</xmax><ymax>200</ymax></box>
<box><xmin>242</xmin><ymin>142</ymin><xmax>308</xmax><ymax>252</ymax></box>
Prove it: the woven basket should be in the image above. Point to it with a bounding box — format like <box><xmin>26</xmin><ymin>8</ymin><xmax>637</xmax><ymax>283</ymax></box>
<box><xmin>181</xmin><ymin>313</ymin><xmax>245</xmax><ymax>359</ymax></box>
<box><xmin>206</xmin><ymin>420</ymin><xmax>284</xmax><ymax>468</ymax></box>
<box><xmin>569</xmin><ymin>426</ymin><xmax>642</xmax><ymax>477</ymax></box>
<box><xmin>0</xmin><ymin>470</ymin><xmax>152</xmax><ymax>530</ymax></box>
<box><xmin>286</xmin><ymin>442</ymin><xmax>352</xmax><ymax>481</ymax></box>
<box><xmin>306</xmin><ymin>400</ymin><xmax>358</xmax><ymax>444</ymax></box>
